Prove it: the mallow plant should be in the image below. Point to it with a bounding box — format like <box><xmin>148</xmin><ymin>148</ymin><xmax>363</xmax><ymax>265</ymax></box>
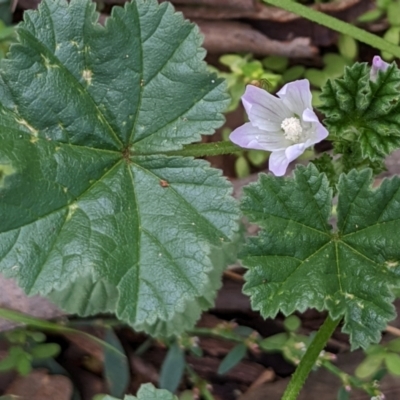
<box><xmin>1</xmin><ymin>0</ymin><xmax>400</xmax><ymax>399</ymax></box>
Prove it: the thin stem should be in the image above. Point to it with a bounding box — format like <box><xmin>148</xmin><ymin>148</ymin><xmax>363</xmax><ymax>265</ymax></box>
<box><xmin>282</xmin><ymin>315</ymin><xmax>341</xmax><ymax>400</ymax></box>
<box><xmin>0</xmin><ymin>308</ymin><xmax>125</xmax><ymax>358</ymax></box>
<box><xmin>68</xmin><ymin>317</ymin><xmax>124</xmax><ymax>328</ymax></box>
<box><xmin>157</xmin><ymin>141</ymin><xmax>242</xmax><ymax>158</ymax></box>
<box><xmin>186</xmin><ymin>365</ymin><xmax>215</xmax><ymax>400</ymax></box>
<box><xmin>322</xmin><ymin>360</ymin><xmax>378</xmax><ymax>396</ymax></box>
<box><xmin>134</xmin><ymin>337</ymin><xmax>154</xmax><ymax>356</ymax></box>
<box><xmin>188</xmin><ymin>327</ymin><xmax>244</xmax><ymax>343</ymax></box>
<box><xmin>263</xmin><ymin>0</ymin><xmax>400</xmax><ymax>58</ymax></box>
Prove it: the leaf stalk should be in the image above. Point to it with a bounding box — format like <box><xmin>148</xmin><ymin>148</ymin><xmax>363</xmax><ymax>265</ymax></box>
<box><xmin>159</xmin><ymin>141</ymin><xmax>242</xmax><ymax>158</ymax></box>
<box><xmin>281</xmin><ymin>315</ymin><xmax>341</xmax><ymax>400</ymax></box>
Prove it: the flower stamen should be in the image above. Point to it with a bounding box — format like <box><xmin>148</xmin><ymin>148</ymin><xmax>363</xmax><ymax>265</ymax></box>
<box><xmin>281</xmin><ymin>117</ymin><xmax>303</xmax><ymax>142</ymax></box>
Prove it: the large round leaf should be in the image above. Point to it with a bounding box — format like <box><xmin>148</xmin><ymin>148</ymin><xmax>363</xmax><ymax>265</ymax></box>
<box><xmin>0</xmin><ymin>0</ymin><xmax>238</xmax><ymax>335</ymax></box>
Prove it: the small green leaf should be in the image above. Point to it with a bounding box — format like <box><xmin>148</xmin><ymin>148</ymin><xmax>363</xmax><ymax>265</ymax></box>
<box><xmin>357</xmin><ymin>9</ymin><xmax>383</xmax><ymax>23</ymax></box>
<box><xmin>282</xmin><ymin>66</ymin><xmax>305</xmax><ymax>83</ymax></box>
<box><xmin>283</xmin><ymin>315</ymin><xmax>301</xmax><ymax>332</ymax></box>
<box><xmin>337</xmin><ymin>387</ymin><xmax>350</xmax><ymax>400</ymax></box>
<box><xmin>372</xmin><ymin>368</ymin><xmax>387</xmax><ymax>381</ymax></box>
<box><xmin>241</xmin><ymin>165</ymin><xmax>400</xmax><ymax>348</ymax></box>
<box><xmin>235</xmin><ymin>156</ymin><xmax>250</xmax><ymax>178</ymax></box>
<box><xmin>30</xmin><ymin>343</ymin><xmax>61</xmax><ymax>359</ymax></box>
<box><xmin>104</xmin><ymin>328</ymin><xmax>129</xmax><ymax>398</ymax></box>
<box><xmin>387</xmin><ymin>2</ymin><xmax>400</xmax><ymax>26</ymax></box>
<box><xmin>385</xmin><ymin>353</ymin><xmax>400</xmax><ymax>375</ymax></box>
<box><xmin>6</xmin><ymin>330</ymin><xmax>26</xmax><ymax>344</ymax></box>
<box><xmin>159</xmin><ymin>343</ymin><xmax>185</xmax><ymax>393</ymax></box>
<box><xmin>320</xmin><ymin>62</ymin><xmax>400</xmax><ymax>164</ymax></box>
<box><xmin>178</xmin><ymin>390</ymin><xmax>195</xmax><ymax>400</ymax></box>
<box><xmin>260</xmin><ymin>72</ymin><xmax>281</xmax><ymax>90</ymax></box>
<box><xmin>311</xmin><ymin>153</ymin><xmax>337</xmax><ymax>191</ymax></box>
<box><xmin>135</xmin><ymin>384</ymin><xmax>178</xmax><ymax>400</ymax></box>
<box><xmin>227</xmin><ymin>80</ymin><xmax>246</xmax><ymax>112</ymax></box>
<box><xmin>355</xmin><ymin>353</ymin><xmax>385</xmax><ymax>379</ymax></box>
<box><xmin>311</xmin><ymin>90</ymin><xmax>322</xmax><ymax>107</ymax></box>
<box><xmin>241</xmin><ymin>60</ymin><xmax>263</xmax><ymax>79</ymax></box>
<box><xmin>233</xmin><ymin>325</ymin><xmax>254</xmax><ymax>337</ymax></box>
<box><xmin>305</xmin><ymin>69</ymin><xmax>328</xmax><ymax>88</ymax></box>
<box><xmin>247</xmin><ymin>150</ymin><xmax>269</xmax><ymax>166</ymax></box>
<box><xmin>382</xmin><ymin>27</ymin><xmax>400</xmax><ymax>61</ymax></box>
<box><xmin>337</xmin><ymin>34</ymin><xmax>358</xmax><ymax>60</ymax></box>
<box><xmin>218</xmin><ymin>343</ymin><xmax>247</xmax><ymax>375</ymax></box>
<box><xmin>16</xmin><ymin>353</ymin><xmax>32</xmax><ymax>376</ymax></box>
<box><xmin>0</xmin><ymin>309</ymin><xmax>119</xmax><ymax>356</ymax></box>
<box><xmin>189</xmin><ymin>346</ymin><xmax>202</xmax><ymax>358</ymax></box>
<box><xmin>323</xmin><ymin>53</ymin><xmax>349</xmax><ymax>77</ymax></box>
<box><xmin>377</xmin><ymin>0</ymin><xmax>391</xmax><ymax>9</ymax></box>
<box><xmin>262</xmin><ymin>55</ymin><xmax>288</xmax><ymax>73</ymax></box>
<box><xmin>0</xmin><ymin>1</ymin><xmax>12</xmax><ymax>25</ymax></box>
<box><xmin>387</xmin><ymin>338</ymin><xmax>400</xmax><ymax>352</ymax></box>
<box><xmin>365</xmin><ymin>344</ymin><xmax>385</xmax><ymax>355</ymax></box>
<box><xmin>28</xmin><ymin>331</ymin><xmax>46</xmax><ymax>343</ymax></box>
<box><xmin>221</xmin><ymin>128</ymin><xmax>232</xmax><ymax>142</ymax></box>
<box><xmin>0</xmin><ymin>354</ymin><xmax>17</xmax><ymax>371</ymax></box>
<box><xmin>0</xmin><ymin>22</ymin><xmax>15</xmax><ymax>41</ymax></box>
<box><xmin>100</xmin><ymin>383</ymin><xmax>178</xmax><ymax>400</ymax></box>
<box><xmin>219</xmin><ymin>54</ymin><xmax>245</xmax><ymax>72</ymax></box>
<box><xmin>260</xmin><ymin>333</ymin><xmax>289</xmax><ymax>351</ymax></box>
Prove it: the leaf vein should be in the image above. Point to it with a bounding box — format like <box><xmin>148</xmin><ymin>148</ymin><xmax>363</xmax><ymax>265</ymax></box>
<box><xmin>142</xmin><ymin>228</ymin><xmax>200</xmax><ymax>295</ymax></box>
<box><xmin>124</xmin><ymin>164</ymin><xmax>142</xmax><ymax>322</ymax></box>
<box><xmin>127</xmin><ymin>1</ymin><xmax>144</xmax><ymax>146</ymax></box>
<box><xmin>247</xmin><ymin>209</ymin><xmax>330</xmax><ymax>237</ymax></box>
<box><xmin>144</xmin><ymin>23</ymin><xmax>194</xmax><ymax>87</ymax></box>
<box><xmin>17</xmin><ymin>28</ymin><xmax>123</xmax><ymax>149</ymax></box>
<box><xmin>0</xmin><ymin>228</ymin><xmax>22</xmax><ymax>261</ymax></box>
<box><xmin>131</xmin><ymin>79</ymin><xmax>225</xmax><ymax>148</ymax></box>
<box><xmin>0</xmin><ymin>159</ymin><xmax>123</xmax><ymax>236</ymax></box>
<box><xmin>253</xmin><ymin>241</ymin><xmax>331</xmax><ymax>290</ymax></box>
<box><xmin>131</xmin><ymin>161</ymin><xmax>230</xmax><ymax>241</ymax></box>
<box><xmin>339</xmin><ymin>240</ymin><xmax>381</xmax><ymax>267</ymax></box>
<box><xmin>342</xmin><ymin>217</ymin><xmax>400</xmax><ymax>238</ymax></box>
<box><xmin>26</xmin><ymin>209</ymin><xmax>69</xmax><ymax>294</ymax></box>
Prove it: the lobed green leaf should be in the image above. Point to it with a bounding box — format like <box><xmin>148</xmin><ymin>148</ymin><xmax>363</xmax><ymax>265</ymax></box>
<box><xmin>0</xmin><ymin>0</ymin><xmax>238</xmax><ymax>336</ymax></box>
<box><xmin>319</xmin><ymin>62</ymin><xmax>400</xmax><ymax>166</ymax></box>
<box><xmin>241</xmin><ymin>165</ymin><xmax>400</xmax><ymax>349</ymax></box>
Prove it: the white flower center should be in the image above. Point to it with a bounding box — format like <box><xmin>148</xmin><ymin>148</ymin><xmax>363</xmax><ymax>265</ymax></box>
<box><xmin>281</xmin><ymin>117</ymin><xmax>303</xmax><ymax>142</ymax></box>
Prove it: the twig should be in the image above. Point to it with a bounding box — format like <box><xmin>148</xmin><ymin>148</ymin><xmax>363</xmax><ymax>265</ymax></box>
<box><xmin>385</xmin><ymin>325</ymin><xmax>400</xmax><ymax>337</ymax></box>
<box><xmin>196</xmin><ymin>20</ymin><xmax>317</xmax><ymax>58</ymax></box>
<box><xmin>223</xmin><ymin>270</ymin><xmax>244</xmax><ymax>282</ymax></box>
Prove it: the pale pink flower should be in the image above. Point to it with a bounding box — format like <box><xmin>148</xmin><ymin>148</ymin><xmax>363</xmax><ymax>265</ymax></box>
<box><xmin>229</xmin><ymin>80</ymin><xmax>328</xmax><ymax>176</ymax></box>
<box><xmin>370</xmin><ymin>55</ymin><xmax>390</xmax><ymax>82</ymax></box>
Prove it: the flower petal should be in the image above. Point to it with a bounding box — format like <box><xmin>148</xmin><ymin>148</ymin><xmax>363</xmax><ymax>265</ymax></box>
<box><xmin>285</xmin><ymin>143</ymin><xmax>306</xmax><ymax>162</ymax></box>
<box><xmin>302</xmin><ymin>108</ymin><xmax>329</xmax><ymax>145</ymax></box>
<box><xmin>269</xmin><ymin>150</ymin><xmax>290</xmax><ymax>176</ymax></box>
<box><xmin>370</xmin><ymin>55</ymin><xmax>390</xmax><ymax>82</ymax></box>
<box><xmin>230</xmin><ymin>123</ymin><xmax>289</xmax><ymax>151</ymax></box>
<box><xmin>242</xmin><ymin>85</ymin><xmax>291</xmax><ymax>131</ymax></box>
<box><xmin>277</xmin><ymin>79</ymin><xmax>312</xmax><ymax>116</ymax></box>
